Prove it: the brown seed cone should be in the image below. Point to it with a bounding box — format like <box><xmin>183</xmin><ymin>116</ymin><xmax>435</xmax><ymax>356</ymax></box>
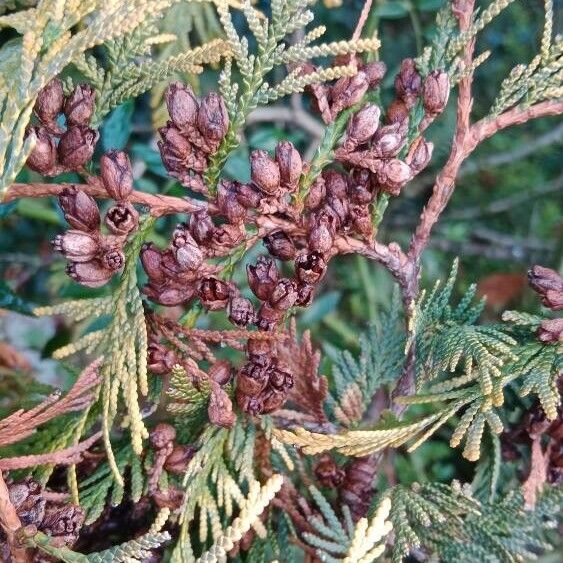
<box><xmin>362</xmin><ymin>61</ymin><xmax>387</xmax><ymax>88</ymax></box>
<box><xmin>208</xmin><ymin>382</ymin><xmax>236</xmax><ymax>428</ymax></box>
<box><xmin>197</xmin><ymin>91</ymin><xmax>229</xmax><ymax>142</ymax></box>
<box><xmin>159</xmin><ymin>123</ymin><xmax>192</xmax><ymax>159</ymax></box>
<box><xmin>8</xmin><ymin>478</ymin><xmax>46</xmax><ymax>528</ymax></box>
<box><xmin>538</xmin><ymin>318</ymin><xmax>563</xmax><ymax>343</ymax></box>
<box><xmin>330</xmin><ymin>71</ymin><xmax>369</xmax><ymax>117</ymax></box>
<box><xmin>190</xmin><ymin>210</ymin><xmax>215</xmax><ymax>244</ymax></box>
<box><xmin>100</xmin><ymin>150</ymin><xmax>134</xmax><ymax>201</ymax></box>
<box><xmin>247</xmin><ymin>338</ymin><xmax>271</xmax><ymax>364</ymax></box>
<box><xmin>41</xmin><ymin>504</ymin><xmax>85</xmax><ymax>544</ymax></box>
<box><xmin>250</xmin><ymin>149</ymin><xmax>281</xmax><ymax>195</ymax></box>
<box><xmin>227</xmin><ymin>296</ymin><xmax>256</xmax><ymax>327</ymax></box>
<box><xmin>344</xmin><ymin>104</ymin><xmax>381</xmax><ymax>151</ymax></box>
<box><xmin>295</xmin><ymin>282</ymin><xmax>315</xmax><ymax>307</ymax></box>
<box><xmin>268</xmin><ymin>365</ymin><xmax>294</xmax><ymax>392</ymax></box>
<box><xmin>105</xmin><ymin>202</ymin><xmax>139</xmax><ymax>236</ymax></box>
<box><xmin>172</xmin><ymin>224</ymin><xmax>203</xmax><ymax>270</ymax></box>
<box><xmin>308</xmin><ymin>211</ymin><xmax>337</xmax><ymax>254</ymax></box>
<box><xmin>101</xmin><ymin>246</ymin><xmax>125</xmax><ymax>272</ymax></box>
<box><xmin>164</xmin><ymin>444</ymin><xmax>196</xmax><ymax>474</ymax></box>
<box><xmin>247</xmin><ymin>256</ymin><xmax>279</xmax><ymax>301</ymax></box>
<box><xmin>209</xmin><ymin>360</ymin><xmax>233</xmax><ymax>386</ymax></box>
<box><xmin>58</xmin><ymin>187</ymin><xmax>100</xmax><ymax>232</ymax></box>
<box><xmin>147</xmin><ymin>340</ymin><xmax>177</xmax><ymax>375</ymax></box>
<box><xmin>26</xmin><ymin>126</ymin><xmax>57</xmax><ymax>175</ymax></box>
<box><xmin>314</xmin><ymin>454</ymin><xmax>345</xmax><ymax>488</ymax></box>
<box><xmin>34</xmin><ymin>79</ymin><xmax>64</xmax><ymax>126</ymax></box>
<box><xmin>150</xmin><ymin>422</ymin><xmax>177</xmax><ymax>450</ymax></box>
<box><xmin>406</xmin><ymin>137</ymin><xmax>434</xmax><ymax>174</ymax></box>
<box><xmin>52</xmin><ymin>230</ymin><xmax>100</xmax><ymax>262</ymax></box>
<box><xmin>349</xmin><ymin>203</ymin><xmax>373</xmax><ymax>238</ymax></box>
<box><xmin>339</xmin><ymin>456</ymin><xmax>378</xmax><ymax>520</ymax></box>
<box><xmin>269</xmin><ymin>278</ymin><xmax>299</xmax><ymax>311</ymax></box>
<box><xmin>422</xmin><ymin>69</ymin><xmax>450</xmax><ymax>116</ymax></box>
<box><xmin>236</xmin><ymin>389</ymin><xmax>264</xmax><ymax>416</ymax></box>
<box><xmin>347</xmin><ymin>168</ymin><xmax>374</xmax><ymax>205</ymax></box>
<box><xmin>165</xmin><ymin>81</ymin><xmax>199</xmax><ymax>130</ymax></box>
<box><xmin>386</xmin><ymin>98</ymin><xmax>410</xmax><ymax>125</ymax></box>
<box><xmin>295</xmin><ymin>251</ymin><xmax>327</xmax><ymax>285</ymax></box>
<box><xmin>263</xmin><ymin>230</ymin><xmax>296</xmax><ymax>261</ymax></box>
<box><xmin>64</xmin><ymin>84</ymin><xmax>95</xmax><ymax>127</ymax></box>
<box><xmin>257</xmin><ymin>302</ymin><xmax>284</xmax><ymax>331</ymax></box>
<box><xmin>275</xmin><ymin>140</ymin><xmax>302</xmax><ymax>191</ymax></box>
<box><xmin>58</xmin><ymin>125</ymin><xmax>98</xmax><ymax>169</ymax></box>
<box><xmin>141</xmin><ymin>243</ymin><xmax>166</xmax><ymax>285</ymax></box>
<box><xmin>66</xmin><ymin>260</ymin><xmax>113</xmax><ymax>288</ymax></box>
<box><xmin>143</xmin><ymin>283</ymin><xmax>196</xmax><ymax>306</ymax></box>
<box><xmin>235</xmin><ymin>182</ymin><xmax>262</xmax><ymax>208</ymax></box>
<box><xmin>237</xmin><ymin>361</ymin><xmax>271</xmax><ymax>397</ymax></box>
<box><xmin>323</xmin><ymin>169</ymin><xmax>348</xmax><ymax>200</ymax></box>
<box><xmin>218</xmin><ymin>180</ymin><xmax>248</xmax><ymax>223</ymax></box>
<box><xmin>305</xmin><ymin>175</ymin><xmax>327</xmax><ymax>210</ymax></box>
<box><xmin>528</xmin><ymin>265</ymin><xmax>563</xmax><ymax>311</ymax></box>
<box><xmin>394</xmin><ymin>58</ymin><xmax>422</xmax><ymax>108</ymax></box>
<box><xmin>197</xmin><ymin>277</ymin><xmax>231</xmax><ymax>310</ymax></box>
<box><xmin>260</xmin><ymin>386</ymin><xmax>288</xmax><ymax>414</ymax></box>
<box><xmin>209</xmin><ymin>224</ymin><xmax>245</xmax><ymax>254</ymax></box>
<box><xmin>376</xmin><ymin>158</ymin><xmax>412</xmax><ymax>196</ymax></box>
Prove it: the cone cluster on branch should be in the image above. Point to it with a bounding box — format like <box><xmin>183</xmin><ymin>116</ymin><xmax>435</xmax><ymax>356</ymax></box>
<box><xmin>0</xmin><ymin>477</ymin><xmax>84</xmax><ymax>555</ymax></box>
<box><xmin>53</xmin><ymin>151</ymin><xmax>139</xmax><ymax>287</ymax></box>
<box><xmin>305</xmin><ymin>59</ymin><xmax>387</xmax><ymax>123</ymax></box>
<box><xmin>335</xmin><ymin>60</ymin><xmax>448</xmax><ymax>197</ymax></box>
<box><xmin>528</xmin><ymin>265</ymin><xmax>563</xmax><ymax>343</ymax></box>
<box><xmin>26</xmin><ymin>79</ymin><xmax>98</xmax><ymax>176</ymax></box>
<box><xmin>158</xmin><ymin>82</ymin><xmax>229</xmax><ymax>193</ymax></box>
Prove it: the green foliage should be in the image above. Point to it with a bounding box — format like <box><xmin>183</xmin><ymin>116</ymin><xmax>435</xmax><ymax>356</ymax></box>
<box><xmin>388</xmin><ymin>481</ymin><xmax>480</xmax><ymax>563</ymax></box>
<box><xmin>27</xmin><ymin>529</ymin><xmax>170</xmax><ymax>562</ymax></box>
<box><xmin>205</xmin><ymin>0</ymin><xmax>380</xmax><ymax>190</ymax></box>
<box><xmin>491</xmin><ymin>0</ymin><xmax>562</xmax><ymax>114</ymax></box>
<box><xmin>502</xmin><ymin>310</ymin><xmax>562</xmax><ymax>421</ymax></box>
<box><xmin>329</xmin><ymin>293</ymin><xmax>405</xmax><ymax>427</ymax></box>
<box><xmin>423</xmin><ymin>486</ymin><xmax>563</xmax><ymax>562</ymax></box>
<box><xmin>35</xmin><ymin>216</ymin><xmax>157</xmax><ymax>481</ymax></box>
<box><xmin>303</xmin><ymin>486</ymin><xmax>391</xmax><ymax>562</ymax></box>
<box><xmin>79</xmin><ymin>441</ymin><xmax>146</xmax><ymax>524</ymax></box>
<box><xmin>73</xmin><ymin>11</ymin><xmax>227</xmax><ymax>124</ymax></box>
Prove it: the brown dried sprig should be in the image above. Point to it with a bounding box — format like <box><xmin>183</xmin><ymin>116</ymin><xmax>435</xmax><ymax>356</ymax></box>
<box><xmin>276</xmin><ymin>319</ymin><xmax>328</xmax><ymax>424</ymax></box>
<box><xmin>0</xmin><ymin>358</ymin><xmax>101</xmax><ymax>448</ymax></box>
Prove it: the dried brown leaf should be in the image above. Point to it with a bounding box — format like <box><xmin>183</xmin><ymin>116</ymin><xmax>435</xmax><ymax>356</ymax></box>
<box><xmin>276</xmin><ymin>319</ymin><xmax>328</xmax><ymax>423</ymax></box>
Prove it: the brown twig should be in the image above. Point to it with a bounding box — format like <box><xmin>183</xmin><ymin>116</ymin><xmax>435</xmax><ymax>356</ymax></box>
<box><xmin>0</xmin><ymin>472</ymin><xmax>30</xmax><ymax>562</ymax></box>
<box><xmin>5</xmin><ymin>181</ymin><xmax>205</xmax><ymax>217</ymax></box>
<box><xmin>352</xmin><ymin>0</ymin><xmax>373</xmax><ymax>41</ymax></box>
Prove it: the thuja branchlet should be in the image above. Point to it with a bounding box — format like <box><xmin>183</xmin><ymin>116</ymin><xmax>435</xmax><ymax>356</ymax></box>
<box><xmin>0</xmin><ymin>0</ymin><xmax>562</xmax><ymax>561</ymax></box>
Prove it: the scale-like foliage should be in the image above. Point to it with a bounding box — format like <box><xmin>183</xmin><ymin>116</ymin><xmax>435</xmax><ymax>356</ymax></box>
<box><xmin>388</xmin><ymin>482</ymin><xmax>480</xmax><ymax>563</ymax></box>
<box><xmin>502</xmin><ymin>311</ymin><xmax>562</xmax><ymax>421</ymax></box>
<box><xmin>302</xmin><ymin>487</ymin><xmax>392</xmax><ymax>562</ymax></box>
<box><xmin>26</xmin><ymin>529</ymin><xmax>170</xmax><ymax>562</ymax></box>
<box><xmin>330</xmin><ymin>293</ymin><xmax>404</xmax><ymax>427</ymax></box>
<box><xmin>204</xmin><ymin>0</ymin><xmax>380</xmax><ymax>189</ymax></box>
<box><xmin>0</xmin><ymin>0</ymin><xmax>180</xmax><ymax>194</ymax></box>
<box><xmin>79</xmin><ymin>442</ymin><xmax>146</xmax><ymax>524</ymax></box>
<box><xmin>422</xmin><ymin>487</ymin><xmax>563</xmax><ymax>562</ymax></box>
<box><xmin>35</xmin><ymin>217</ymin><xmax>156</xmax><ymax>482</ymax></box>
